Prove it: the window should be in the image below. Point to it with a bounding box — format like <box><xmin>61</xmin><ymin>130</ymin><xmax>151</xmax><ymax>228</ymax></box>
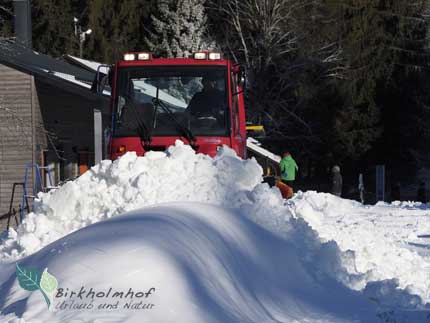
<box><xmin>114</xmin><ymin>66</ymin><xmax>229</xmax><ymax>138</ymax></box>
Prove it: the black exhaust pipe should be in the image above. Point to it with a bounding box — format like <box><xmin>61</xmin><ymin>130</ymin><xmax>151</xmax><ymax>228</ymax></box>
<box><xmin>13</xmin><ymin>0</ymin><xmax>32</xmax><ymax>48</ymax></box>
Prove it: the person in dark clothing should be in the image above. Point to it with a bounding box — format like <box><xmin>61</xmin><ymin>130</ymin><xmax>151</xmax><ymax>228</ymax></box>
<box><xmin>417</xmin><ymin>182</ymin><xmax>427</xmax><ymax>203</ymax></box>
<box><xmin>391</xmin><ymin>182</ymin><xmax>401</xmax><ymax>201</ymax></box>
<box><xmin>331</xmin><ymin>165</ymin><xmax>342</xmax><ymax>197</ymax></box>
<box><xmin>186</xmin><ymin>76</ymin><xmax>225</xmax><ymax>120</ymax></box>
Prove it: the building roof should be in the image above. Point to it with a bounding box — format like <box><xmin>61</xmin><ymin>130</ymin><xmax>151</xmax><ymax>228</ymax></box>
<box><xmin>0</xmin><ymin>40</ymin><xmax>108</xmax><ymax>104</ymax></box>
<box><xmin>64</xmin><ymin>55</ymin><xmax>110</xmax><ymax>75</ymax></box>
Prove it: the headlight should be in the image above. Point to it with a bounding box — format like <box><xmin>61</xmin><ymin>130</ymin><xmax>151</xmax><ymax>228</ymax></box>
<box><xmin>194</xmin><ymin>52</ymin><xmax>207</xmax><ymax>60</ymax></box>
<box><xmin>137</xmin><ymin>52</ymin><xmax>151</xmax><ymax>60</ymax></box>
<box><xmin>123</xmin><ymin>53</ymin><xmax>136</xmax><ymax>61</ymax></box>
<box><xmin>208</xmin><ymin>52</ymin><xmax>221</xmax><ymax>60</ymax></box>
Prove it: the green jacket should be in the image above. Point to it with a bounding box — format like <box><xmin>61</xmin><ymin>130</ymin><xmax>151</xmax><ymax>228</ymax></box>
<box><xmin>280</xmin><ymin>155</ymin><xmax>298</xmax><ymax>181</ymax></box>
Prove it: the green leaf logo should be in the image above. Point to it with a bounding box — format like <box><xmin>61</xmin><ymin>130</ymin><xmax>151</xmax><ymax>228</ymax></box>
<box><xmin>40</xmin><ymin>268</ymin><xmax>58</xmax><ymax>294</ymax></box>
<box><xmin>15</xmin><ymin>263</ymin><xmax>41</xmax><ymax>291</ymax></box>
<box><xmin>16</xmin><ymin>263</ymin><xmax>58</xmax><ymax>310</ymax></box>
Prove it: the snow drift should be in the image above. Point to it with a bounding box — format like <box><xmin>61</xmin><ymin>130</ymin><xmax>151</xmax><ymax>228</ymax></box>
<box><xmin>0</xmin><ymin>204</ymin><xmax>400</xmax><ymax>323</ymax></box>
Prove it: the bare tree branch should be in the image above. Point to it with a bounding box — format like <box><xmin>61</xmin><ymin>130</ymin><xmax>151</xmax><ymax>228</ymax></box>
<box><xmin>0</xmin><ymin>5</ymin><xmax>12</xmax><ymax>16</ymax></box>
<box><xmin>0</xmin><ymin>96</ymin><xmax>65</xmax><ymax>160</ymax></box>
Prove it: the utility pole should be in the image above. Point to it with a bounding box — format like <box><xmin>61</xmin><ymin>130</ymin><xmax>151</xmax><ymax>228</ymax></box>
<box><xmin>73</xmin><ymin>17</ymin><xmax>92</xmax><ymax>58</ymax></box>
<box><xmin>13</xmin><ymin>0</ymin><xmax>32</xmax><ymax>48</ymax></box>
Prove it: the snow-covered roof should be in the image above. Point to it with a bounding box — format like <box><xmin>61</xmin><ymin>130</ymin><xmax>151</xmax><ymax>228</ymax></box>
<box><xmin>65</xmin><ymin>55</ymin><xmax>110</xmax><ymax>74</ymax></box>
<box><xmin>0</xmin><ymin>40</ymin><xmax>105</xmax><ymax>101</ymax></box>
<box><xmin>246</xmin><ymin>137</ymin><xmax>281</xmax><ymax>163</ymax></box>
<box><xmin>51</xmin><ymin>71</ymin><xmax>110</xmax><ymax>96</ymax></box>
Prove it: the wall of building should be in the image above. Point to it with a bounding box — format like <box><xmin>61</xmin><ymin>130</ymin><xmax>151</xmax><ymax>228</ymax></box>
<box><xmin>0</xmin><ymin>64</ymin><xmax>107</xmax><ymax>231</ymax></box>
<box><xmin>0</xmin><ymin>63</ymin><xmax>36</xmax><ymax>228</ymax></box>
<box><xmin>35</xmin><ymin>79</ymin><xmax>97</xmax><ymax>183</ymax></box>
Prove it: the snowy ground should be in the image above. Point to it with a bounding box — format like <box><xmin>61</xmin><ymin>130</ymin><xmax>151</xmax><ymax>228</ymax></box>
<box><xmin>292</xmin><ymin>193</ymin><xmax>430</xmax><ymax>304</ymax></box>
<box><xmin>0</xmin><ymin>141</ymin><xmax>429</xmax><ymax>322</ymax></box>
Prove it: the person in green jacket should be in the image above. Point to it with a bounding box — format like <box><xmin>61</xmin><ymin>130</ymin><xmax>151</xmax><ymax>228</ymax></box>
<box><xmin>279</xmin><ymin>152</ymin><xmax>298</xmax><ymax>189</ymax></box>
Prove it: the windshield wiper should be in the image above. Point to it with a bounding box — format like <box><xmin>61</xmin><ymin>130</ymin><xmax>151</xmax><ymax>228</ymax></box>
<box><xmin>123</xmin><ymin>94</ymin><xmax>151</xmax><ymax>146</ymax></box>
<box><xmin>152</xmin><ymin>90</ymin><xmax>196</xmax><ymax>146</ymax></box>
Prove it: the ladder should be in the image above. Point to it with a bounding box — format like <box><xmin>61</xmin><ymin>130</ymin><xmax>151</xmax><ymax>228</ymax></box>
<box><xmin>20</xmin><ymin>163</ymin><xmax>54</xmax><ymax>221</ymax></box>
<box><xmin>5</xmin><ymin>183</ymin><xmax>28</xmax><ymax>230</ymax></box>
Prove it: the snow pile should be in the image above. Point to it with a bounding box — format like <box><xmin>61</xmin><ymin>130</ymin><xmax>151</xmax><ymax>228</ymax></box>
<box><xmin>291</xmin><ymin>191</ymin><xmax>430</xmax><ymax>303</ymax></box>
<box><xmin>0</xmin><ymin>141</ymin><xmax>429</xmax><ymax>322</ymax></box>
<box><xmin>0</xmin><ymin>142</ymin><xmax>264</xmax><ymax>260</ymax></box>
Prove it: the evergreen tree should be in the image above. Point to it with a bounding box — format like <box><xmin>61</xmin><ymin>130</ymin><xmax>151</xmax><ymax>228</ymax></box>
<box><xmin>373</xmin><ymin>0</ymin><xmax>430</xmax><ymax>175</ymax></box>
<box><xmin>305</xmin><ymin>0</ymin><xmax>429</xmax><ymax>163</ymax></box>
<box><xmin>339</xmin><ymin>0</ymin><xmax>428</xmax><ymax>161</ymax></box>
<box><xmin>146</xmin><ymin>0</ymin><xmax>212</xmax><ymax>58</ymax></box>
<box><xmin>87</xmin><ymin>0</ymin><xmax>155</xmax><ymax>63</ymax></box>
<box><xmin>31</xmin><ymin>0</ymin><xmax>75</xmax><ymax>56</ymax></box>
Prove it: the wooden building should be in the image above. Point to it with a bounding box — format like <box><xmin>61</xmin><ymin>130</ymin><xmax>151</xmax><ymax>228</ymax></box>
<box><xmin>0</xmin><ymin>41</ymin><xmax>109</xmax><ymax>229</ymax></box>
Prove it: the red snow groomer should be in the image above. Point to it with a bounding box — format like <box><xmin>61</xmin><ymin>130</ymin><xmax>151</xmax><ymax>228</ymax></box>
<box><xmin>95</xmin><ymin>52</ymin><xmax>247</xmax><ymax>160</ymax></box>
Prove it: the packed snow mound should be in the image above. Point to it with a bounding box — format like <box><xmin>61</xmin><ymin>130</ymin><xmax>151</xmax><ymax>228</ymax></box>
<box><xmin>0</xmin><ymin>204</ymin><xmax>389</xmax><ymax>323</ymax></box>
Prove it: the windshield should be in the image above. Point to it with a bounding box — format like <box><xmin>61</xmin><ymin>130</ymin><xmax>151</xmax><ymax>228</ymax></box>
<box><xmin>114</xmin><ymin>65</ymin><xmax>229</xmax><ymax>138</ymax></box>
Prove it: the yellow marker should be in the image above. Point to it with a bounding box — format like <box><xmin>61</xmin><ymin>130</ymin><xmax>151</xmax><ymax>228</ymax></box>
<box><xmin>246</xmin><ymin>125</ymin><xmax>264</xmax><ymax>131</ymax></box>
